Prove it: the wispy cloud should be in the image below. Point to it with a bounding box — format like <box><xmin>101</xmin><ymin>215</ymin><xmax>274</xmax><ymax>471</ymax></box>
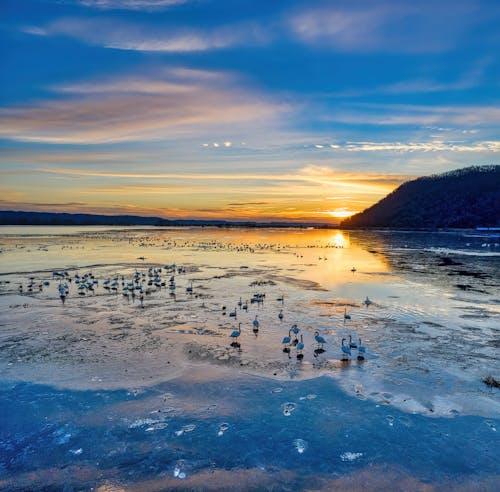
<box><xmin>332</xmin><ymin>58</ymin><xmax>493</xmax><ymax>98</ymax></box>
<box><xmin>287</xmin><ymin>1</ymin><xmax>487</xmax><ymax>53</ymax></box>
<box><xmin>77</xmin><ymin>0</ymin><xmax>188</xmax><ymax>11</ymax></box>
<box><xmin>25</xmin><ymin>17</ymin><xmax>270</xmax><ymax>52</ymax></box>
<box><xmin>321</xmin><ymin>103</ymin><xmax>500</xmax><ymax>128</ymax></box>
<box><xmin>306</xmin><ymin>140</ymin><xmax>500</xmax><ymax>153</ymax></box>
<box><xmin>37</xmin><ymin>166</ymin><xmax>410</xmax><ymax>189</ymax></box>
<box><xmin>0</xmin><ymin>68</ymin><xmax>289</xmax><ymax>144</ymax></box>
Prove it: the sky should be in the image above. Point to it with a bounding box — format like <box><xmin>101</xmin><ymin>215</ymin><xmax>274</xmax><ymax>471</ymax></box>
<box><xmin>0</xmin><ymin>0</ymin><xmax>499</xmax><ymax>223</ymax></box>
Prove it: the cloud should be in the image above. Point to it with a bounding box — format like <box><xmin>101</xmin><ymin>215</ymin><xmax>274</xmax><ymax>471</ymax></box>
<box><xmin>321</xmin><ymin>103</ymin><xmax>500</xmax><ymax>128</ymax></box>
<box><xmin>331</xmin><ymin>58</ymin><xmax>493</xmax><ymax>98</ymax></box>
<box><xmin>25</xmin><ymin>17</ymin><xmax>270</xmax><ymax>53</ymax></box>
<box><xmin>0</xmin><ymin>68</ymin><xmax>289</xmax><ymax>144</ymax></box>
<box><xmin>287</xmin><ymin>1</ymin><xmax>488</xmax><ymax>53</ymax></box>
<box><xmin>77</xmin><ymin>0</ymin><xmax>188</xmax><ymax>10</ymax></box>
<box><xmin>77</xmin><ymin>184</ymin><xmax>195</xmax><ymax>194</ymax></box>
<box><xmin>37</xmin><ymin>166</ymin><xmax>410</xmax><ymax>191</ymax></box>
<box><xmin>308</xmin><ymin>140</ymin><xmax>500</xmax><ymax>153</ymax></box>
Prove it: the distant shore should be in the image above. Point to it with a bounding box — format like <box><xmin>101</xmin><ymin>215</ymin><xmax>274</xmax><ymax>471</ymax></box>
<box><xmin>0</xmin><ymin>210</ymin><xmax>336</xmax><ymax>229</ymax></box>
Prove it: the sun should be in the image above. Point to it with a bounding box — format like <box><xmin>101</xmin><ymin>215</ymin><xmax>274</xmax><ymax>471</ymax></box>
<box><xmin>329</xmin><ymin>208</ymin><xmax>357</xmax><ymax>219</ymax></box>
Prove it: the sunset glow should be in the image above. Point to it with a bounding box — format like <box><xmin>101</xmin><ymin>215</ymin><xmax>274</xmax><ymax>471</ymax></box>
<box><xmin>329</xmin><ymin>209</ymin><xmax>357</xmax><ymax>219</ymax></box>
<box><xmin>1</xmin><ymin>0</ymin><xmax>499</xmax><ymax>222</ymax></box>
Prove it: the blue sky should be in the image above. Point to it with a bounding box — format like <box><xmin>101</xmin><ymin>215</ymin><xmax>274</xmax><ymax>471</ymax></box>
<box><xmin>0</xmin><ymin>0</ymin><xmax>499</xmax><ymax>221</ymax></box>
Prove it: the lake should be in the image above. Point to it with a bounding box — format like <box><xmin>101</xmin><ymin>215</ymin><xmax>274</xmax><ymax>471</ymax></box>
<box><xmin>0</xmin><ymin>226</ymin><xmax>498</xmax><ymax>490</ymax></box>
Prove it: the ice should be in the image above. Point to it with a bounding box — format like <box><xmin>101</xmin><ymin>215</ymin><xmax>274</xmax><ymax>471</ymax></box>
<box><xmin>175</xmin><ymin>424</ymin><xmax>196</xmax><ymax>436</ymax></box>
<box><xmin>145</xmin><ymin>423</ymin><xmax>168</xmax><ymax>431</ymax></box>
<box><xmin>484</xmin><ymin>421</ymin><xmax>497</xmax><ymax>432</ymax></box>
<box><xmin>293</xmin><ymin>438</ymin><xmax>308</xmax><ymax>454</ymax></box>
<box><xmin>217</xmin><ymin>422</ymin><xmax>230</xmax><ymax>436</ymax></box>
<box><xmin>173</xmin><ymin>461</ymin><xmax>187</xmax><ymax>479</ymax></box>
<box><xmin>340</xmin><ymin>452</ymin><xmax>363</xmax><ymax>462</ymax></box>
<box><xmin>128</xmin><ymin>418</ymin><xmax>162</xmax><ymax>429</ymax></box>
<box><xmin>0</xmin><ymin>227</ymin><xmax>499</xmax><ymax>489</ymax></box>
<box><xmin>283</xmin><ymin>402</ymin><xmax>297</xmax><ymax>416</ymax></box>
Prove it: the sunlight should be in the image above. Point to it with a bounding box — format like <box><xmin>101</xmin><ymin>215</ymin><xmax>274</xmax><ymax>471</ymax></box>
<box><xmin>329</xmin><ymin>208</ymin><xmax>357</xmax><ymax>219</ymax></box>
<box><xmin>330</xmin><ymin>231</ymin><xmax>348</xmax><ymax>248</ymax></box>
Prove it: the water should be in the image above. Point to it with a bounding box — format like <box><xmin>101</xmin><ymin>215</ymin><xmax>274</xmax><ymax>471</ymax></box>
<box><xmin>0</xmin><ymin>226</ymin><xmax>498</xmax><ymax>490</ymax></box>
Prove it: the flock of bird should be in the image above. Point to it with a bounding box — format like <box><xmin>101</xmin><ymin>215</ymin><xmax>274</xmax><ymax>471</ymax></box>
<box><xmin>18</xmin><ymin>263</ymin><xmax>370</xmax><ymax>362</ymax></box>
<box><xmin>224</xmin><ymin>286</ymin><xmax>370</xmax><ymax>362</ymax></box>
<box><xmin>21</xmin><ymin>263</ymin><xmax>192</xmax><ymax>307</ymax></box>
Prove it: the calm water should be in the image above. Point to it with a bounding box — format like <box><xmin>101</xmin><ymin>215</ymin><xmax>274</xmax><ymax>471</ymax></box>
<box><xmin>0</xmin><ymin>227</ymin><xmax>498</xmax><ymax>490</ymax></box>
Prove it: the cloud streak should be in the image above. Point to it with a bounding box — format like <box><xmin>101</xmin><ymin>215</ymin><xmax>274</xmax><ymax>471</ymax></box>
<box><xmin>77</xmin><ymin>0</ymin><xmax>188</xmax><ymax>10</ymax></box>
<box><xmin>321</xmin><ymin>103</ymin><xmax>500</xmax><ymax>128</ymax></box>
<box><xmin>26</xmin><ymin>17</ymin><xmax>269</xmax><ymax>53</ymax></box>
<box><xmin>287</xmin><ymin>1</ymin><xmax>487</xmax><ymax>53</ymax></box>
<box><xmin>0</xmin><ymin>68</ymin><xmax>288</xmax><ymax>144</ymax></box>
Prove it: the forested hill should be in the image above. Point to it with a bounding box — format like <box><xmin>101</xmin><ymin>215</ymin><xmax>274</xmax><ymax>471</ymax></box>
<box><xmin>341</xmin><ymin>165</ymin><xmax>500</xmax><ymax>229</ymax></box>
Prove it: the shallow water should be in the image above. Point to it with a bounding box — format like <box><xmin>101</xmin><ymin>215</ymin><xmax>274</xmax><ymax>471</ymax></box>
<box><xmin>0</xmin><ymin>226</ymin><xmax>498</xmax><ymax>490</ymax></box>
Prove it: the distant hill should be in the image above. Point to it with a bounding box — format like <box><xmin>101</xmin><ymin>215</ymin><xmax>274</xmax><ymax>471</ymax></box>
<box><xmin>0</xmin><ymin>211</ymin><xmax>162</xmax><ymax>226</ymax></box>
<box><xmin>341</xmin><ymin>165</ymin><xmax>500</xmax><ymax>229</ymax></box>
<box><xmin>0</xmin><ymin>210</ymin><xmax>332</xmax><ymax>229</ymax></box>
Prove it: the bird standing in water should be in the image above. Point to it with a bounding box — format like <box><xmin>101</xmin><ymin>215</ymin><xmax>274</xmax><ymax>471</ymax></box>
<box><xmin>349</xmin><ymin>335</ymin><xmax>357</xmax><ymax>349</ymax></box>
<box><xmin>296</xmin><ymin>335</ymin><xmax>304</xmax><ymax>359</ymax></box>
<box><xmin>282</xmin><ymin>329</ymin><xmax>292</xmax><ymax>353</ymax></box>
<box><xmin>357</xmin><ymin>338</ymin><xmax>366</xmax><ymax>361</ymax></box>
<box><xmin>291</xmin><ymin>324</ymin><xmax>300</xmax><ymax>346</ymax></box>
<box><xmin>314</xmin><ymin>331</ymin><xmax>326</xmax><ymax>351</ymax></box>
<box><xmin>230</xmin><ymin>323</ymin><xmax>242</xmax><ymax>348</ymax></box>
<box><xmin>341</xmin><ymin>338</ymin><xmax>351</xmax><ymax>360</ymax></box>
<box><xmin>253</xmin><ymin>315</ymin><xmax>259</xmax><ymax>335</ymax></box>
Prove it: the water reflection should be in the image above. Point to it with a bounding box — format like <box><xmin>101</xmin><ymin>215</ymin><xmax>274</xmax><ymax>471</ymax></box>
<box><xmin>0</xmin><ymin>226</ymin><xmax>498</xmax><ymax>423</ymax></box>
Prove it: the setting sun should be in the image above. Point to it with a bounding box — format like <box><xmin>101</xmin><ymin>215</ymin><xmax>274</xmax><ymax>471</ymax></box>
<box><xmin>329</xmin><ymin>208</ymin><xmax>357</xmax><ymax>219</ymax></box>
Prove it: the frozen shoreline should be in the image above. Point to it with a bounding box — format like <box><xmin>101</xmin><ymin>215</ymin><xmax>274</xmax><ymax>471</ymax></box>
<box><xmin>0</xmin><ymin>228</ymin><xmax>498</xmax><ymax>420</ymax></box>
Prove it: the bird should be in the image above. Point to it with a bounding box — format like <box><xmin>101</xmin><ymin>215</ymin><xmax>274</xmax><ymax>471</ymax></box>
<box><xmin>291</xmin><ymin>324</ymin><xmax>300</xmax><ymax>346</ymax></box>
<box><xmin>351</xmin><ymin>267</ymin><xmax>356</xmax><ymax>273</ymax></box>
<box><xmin>230</xmin><ymin>323</ymin><xmax>242</xmax><ymax>347</ymax></box>
<box><xmin>357</xmin><ymin>338</ymin><xmax>366</xmax><ymax>361</ymax></box>
<box><xmin>349</xmin><ymin>335</ymin><xmax>357</xmax><ymax>349</ymax></box>
<box><xmin>278</xmin><ymin>309</ymin><xmax>284</xmax><ymax>321</ymax></box>
<box><xmin>364</xmin><ymin>296</ymin><xmax>372</xmax><ymax>306</ymax></box>
<box><xmin>341</xmin><ymin>338</ymin><xmax>351</xmax><ymax>360</ymax></box>
<box><xmin>296</xmin><ymin>335</ymin><xmax>304</xmax><ymax>359</ymax></box>
<box><xmin>282</xmin><ymin>329</ymin><xmax>292</xmax><ymax>353</ymax></box>
<box><xmin>253</xmin><ymin>315</ymin><xmax>259</xmax><ymax>335</ymax></box>
<box><xmin>186</xmin><ymin>281</ymin><xmax>193</xmax><ymax>293</ymax></box>
<box><xmin>314</xmin><ymin>331</ymin><xmax>326</xmax><ymax>351</ymax></box>
<box><xmin>229</xmin><ymin>308</ymin><xmax>237</xmax><ymax>318</ymax></box>
<box><xmin>344</xmin><ymin>307</ymin><xmax>351</xmax><ymax>320</ymax></box>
